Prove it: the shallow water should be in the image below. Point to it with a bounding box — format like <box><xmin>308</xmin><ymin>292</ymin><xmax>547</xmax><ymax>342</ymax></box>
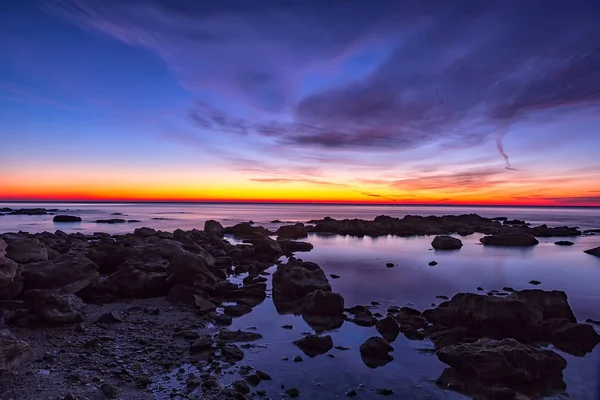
<box><xmin>2</xmin><ymin>203</ymin><xmax>600</xmax><ymax>399</ymax></box>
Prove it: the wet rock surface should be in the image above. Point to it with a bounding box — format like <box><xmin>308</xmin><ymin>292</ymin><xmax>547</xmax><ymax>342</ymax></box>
<box><xmin>293</xmin><ymin>334</ymin><xmax>333</xmax><ymax>357</ymax></box>
<box><xmin>431</xmin><ymin>235</ymin><xmax>463</xmax><ymax>250</ymax></box>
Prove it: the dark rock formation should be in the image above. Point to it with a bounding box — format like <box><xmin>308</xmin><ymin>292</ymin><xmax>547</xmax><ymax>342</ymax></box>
<box><xmin>376</xmin><ymin>316</ymin><xmax>400</xmax><ymax>342</ymax></box>
<box><xmin>555</xmin><ymin>241</ymin><xmax>574</xmax><ymax>246</ymax></box>
<box><xmin>276</xmin><ymin>224</ymin><xmax>308</xmax><ymax>239</ymax></box>
<box><xmin>346</xmin><ymin>305</ymin><xmax>377</xmax><ymax>327</ymax></box>
<box><xmin>0</xmin><ymin>329</ymin><xmax>34</xmax><ymax>371</ymax></box>
<box><xmin>26</xmin><ymin>289</ymin><xmax>85</xmax><ymax>323</ymax></box>
<box><xmin>507</xmin><ymin>290</ymin><xmax>576</xmax><ymax>322</ymax></box>
<box><xmin>52</xmin><ymin>215</ymin><xmax>82</xmax><ymax>223</ymax></box>
<box><xmin>204</xmin><ymin>220</ymin><xmax>224</xmax><ymax>236</ymax></box>
<box><xmin>95</xmin><ymin>219</ymin><xmax>127</xmax><ymax>224</ymax></box>
<box><xmin>359</xmin><ymin>336</ymin><xmax>393</xmax><ymax>368</ymax></box>
<box><xmin>293</xmin><ymin>334</ymin><xmax>333</xmax><ymax>357</ymax></box>
<box><xmin>301</xmin><ymin>290</ymin><xmax>345</xmax><ymax>331</ymax></box>
<box><xmin>272</xmin><ymin>259</ymin><xmax>331</xmax><ymax>313</ymax></box>
<box><xmin>436</xmin><ymin>338</ymin><xmax>567</xmax><ymax>399</ymax></box>
<box><xmin>431</xmin><ymin>235</ymin><xmax>463</xmax><ymax>250</ymax></box>
<box><xmin>479</xmin><ymin>234</ymin><xmax>539</xmax><ymax>247</ymax></box>
<box><xmin>5</xmin><ymin>238</ymin><xmax>48</xmax><ymax>264</ymax></box>
<box><xmin>584</xmin><ymin>246</ymin><xmax>600</xmax><ymax>257</ymax></box>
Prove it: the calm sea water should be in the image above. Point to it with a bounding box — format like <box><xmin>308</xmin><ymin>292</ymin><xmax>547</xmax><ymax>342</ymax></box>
<box><xmin>2</xmin><ymin>203</ymin><xmax>600</xmax><ymax>399</ymax></box>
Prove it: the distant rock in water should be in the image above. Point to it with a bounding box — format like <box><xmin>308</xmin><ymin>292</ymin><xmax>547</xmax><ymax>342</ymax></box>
<box><xmin>95</xmin><ymin>219</ymin><xmax>127</xmax><ymax>224</ymax></box>
<box><xmin>359</xmin><ymin>336</ymin><xmax>394</xmax><ymax>368</ymax></box>
<box><xmin>555</xmin><ymin>241</ymin><xmax>574</xmax><ymax>246</ymax></box>
<box><xmin>52</xmin><ymin>215</ymin><xmax>82</xmax><ymax>223</ymax></box>
<box><xmin>431</xmin><ymin>235</ymin><xmax>463</xmax><ymax>250</ymax></box>
<box><xmin>584</xmin><ymin>246</ymin><xmax>600</xmax><ymax>257</ymax></box>
<box><xmin>8</xmin><ymin>208</ymin><xmax>49</xmax><ymax>215</ymax></box>
<box><xmin>479</xmin><ymin>234</ymin><xmax>539</xmax><ymax>247</ymax></box>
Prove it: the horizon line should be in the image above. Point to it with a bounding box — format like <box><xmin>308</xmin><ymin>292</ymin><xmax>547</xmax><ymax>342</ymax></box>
<box><xmin>0</xmin><ymin>200</ymin><xmax>598</xmax><ymax>208</ymax></box>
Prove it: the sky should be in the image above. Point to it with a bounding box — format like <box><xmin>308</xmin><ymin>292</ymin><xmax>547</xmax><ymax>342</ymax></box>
<box><xmin>1</xmin><ymin>0</ymin><xmax>599</xmax><ymax>206</ymax></box>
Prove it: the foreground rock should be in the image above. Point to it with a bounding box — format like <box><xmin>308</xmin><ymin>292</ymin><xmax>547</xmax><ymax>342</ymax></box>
<box><xmin>204</xmin><ymin>220</ymin><xmax>224</xmax><ymax>236</ymax></box>
<box><xmin>301</xmin><ymin>290</ymin><xmax>345</xmax><ymax>331</ymax></box>
<box><xmin>0</xmin><ymin>329</ymin><xmax>34</xmax><ymax>371</ymax></box>
<box><xmin>5</xmin><ymin>238</ymin><xmax>48</xmax><ymax>264</ymax></box>
<box><xmin>436</xmin><ymin>338</ymin><xmax>567</xmax><ymax>399</ymax></box>
<box><xmin>25</xmin><ymin>289</ymin><xmax>85</xmax><ymax>323</ymax></box>
<box><xmin>431</xmin><ymin>235</ymin><xmax>463</xmax><ymax>250</ymax></box>
<box><xmin>0</xmin><ymin>239</ymin><xmax>21</xmax><ymax>299</ymax></box>
<box><xmin>293</xmin><ymin>334</ymin><xmax>333</xmax><ymax>357</ymax></box>
<box><xmin>479</xmin><ymin>234</ymin><xmax>539</xmax><ymax>247</ymax></box>
<box><xmin>52</xmin><ymin>215</ymin><xmax>82</xmax><ymax>223</ymax></box>
<box><xmin>359</xmin><ymin>336</ymin><xmax>394</xmax><ymax>368</ymax></box>
<box><xmin>422</xmin><ymin>290</ymin><xmax>600</xmax><ymax>355</ymax></box>
<box><xmin>376</xmin><ymin>316</ymin><xmax>400</xmax><ymax>342</ymax></box>
<box><xmin>276</xmin><ymin>224</ymin><xmax>308</xmax><ymax>239</ymax></box>
<box><xmin>272</xmin><ymin>258</ymin><xmax>331</xmax><ymax>313</ymax></box>
<box><xmin>584</xmin><ymin>246</ymin><xmax>600</xmax><ymax>257</ymax></box>
<box><xmin>22</xmin><ymin>255</ymin><xmax>99</xmax><ymax>293</ymax></box>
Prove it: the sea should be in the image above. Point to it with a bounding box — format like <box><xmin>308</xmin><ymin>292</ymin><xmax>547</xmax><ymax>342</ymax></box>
<box><xmin>1</xmin><ymin>202</ymin><xmax>600</xmax><ymax>399</ymax></box>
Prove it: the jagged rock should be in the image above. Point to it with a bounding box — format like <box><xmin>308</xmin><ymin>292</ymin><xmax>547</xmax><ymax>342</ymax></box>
<box><xmin>108</xmin><ymin>261</ymin><xmax>167</xmax><ymax>298</ymax></box>
<box><xmin>221</xmin><ymin>344</ymin><xmax>244</xmax><ymax>361</ymax></box>
<box><xmin>133</xmin><ymin>227</ymin><xmax>157</xmax><ymax>238</ymax></box>
<box><xmin>551</xmin><ymin>322</ymin><xmax>600</xmax><ymax>356</ymax></box>
<box><xmin>251</xmin><ymin>235</ymin><xmax>283</xmax><ymax>256</ymax></box>
<box><xmin>293</xmin><ymin>334</ymin><xmax>333</xmax><ymax>357</ymax></box>
<box><xmin>272</xmin><ymin>259</ymin><xmax>331</xmax><ymax>312</ymax></box>
<box><xmin>5</xmin><ymin>238</ymin><xmax>48</xmax><ymax>264</ymax></box>
<box><xmin>359</xmin><ymin>337</ymin><xmax>393</xmax><ymax>368</ymax></box>
<box><xmin>584</xmin><ymin>246</ymin><xmax>600</xmax><ymax>257</ymax></box>
<box><xmin>431</xmin><ymin>235</ymin><xmax>463</xmax><ymax>250</ymax></box>
<box><xmin>479</xmin><ymin>234</ymin><xmax>539</xmax><ymax>247</ymax></box>
<box><xmin>436</xmin><ymin>338</ymin><xmax>567</xmax><ymax>399</ymax></box>
<box><xmin>0</xmin><ymin>242</ymin><xmax>21</xmax><ymax>300</ymax></box>
<box><xmin>346</xmin><ymin>305</ymin><xmax>377</xmax><ymax>327</ymax></box>
<box><xmin>26</xmin><ymin>289</ymin><xmax>85</xmax><ymax>323</ymax></box>
<box><xmin>224</xmin><ymin>304</ymin><xmax>252</xmax><ymax>317</ymax></box>
<box><xmin>276</xmin><ymin>225</ymin><xmax>308</xmax><ymax>239</ymax></box>
<box><xmin>507</xmin><ymin>289</ymin><xmax>576</xmax><ymax>322</ymax></box>
<box><xmin>52</xmin><ymin>215</ymin><xmax>82</xmax><ymax>222</ymax></box>
<box><xmin>278</xmin><ymin>239</ymin><xmax>314</xmax><ymax>253</ymax></box>
<box><xmin>223</xmin><ymin>222</ymin><xmax>272</xmax><ymax>238</ymax></box>
<box><xmin>190</xmin><ymin>336</ymin><xmax>213</xmax><ymax>352</ymax></box>
<box><xmin>193</xmin><ymin>295</ymin><xmax>216</xmax><ymax>314</ymax></box>
<box><xmin>204</xmin><ymin>220</ymin><xmax>224</xmax><ymax>236</ymax></box>
<box><xmin>21</xmin><ymin>255</ymin><xmax>99</xmax><ymax>293</ymax></box>
<box><xmin>0</xmin><ymin>329</ymin><xmax>34</xmax><ymax>371</ymax></box>
<box><xmin>218</xmin><ymin>330</ymin><xmax>263</xmax><ymax>342</ymax></box>
<box><xmin>376</xmin><ymin>316</ymin><xmax>400</xmax><ymax>342</ymax></box>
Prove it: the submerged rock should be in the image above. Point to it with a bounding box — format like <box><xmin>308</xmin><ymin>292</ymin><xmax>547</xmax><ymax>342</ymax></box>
<box><xmin>436</xmin><ymin>338</ymin><xmax>567</xmax><ymax>399</ymax></box>
<box><xmin>293</xmin><ymin>334</ymin><xmax>333</xmax><ymax>357</ymax></box>
<box><xmin>359</xmin><ymin>336</ymin><xmax>393</xmax><ymax>368</ymax></box>
<box><xmin>95</xmin><ymin>219</ymin><xmax>127</xmax><ymax>224</ymax></box>
<box><xmin>479</xmin><ymin>234</ymin><xmax>539</xmax><ymax>247</ymax></box>
<box><xmin>431</xmin><ymin>235</ymin><xmax>463</xmax><ymax>250</ymax></box>
<box><xmin>555</xmin><ymin>240</ymin><xmax>574</xmax><ymax>246</ymax></box>
<box><xmin>52</xmin><ymin>215</ymin><xmax>82</xmax><ymax>223</ymax></box>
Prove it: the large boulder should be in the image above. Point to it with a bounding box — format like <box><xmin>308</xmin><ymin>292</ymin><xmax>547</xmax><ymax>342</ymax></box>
<box><xmin>166</xmin><ymin>249</ymin><xmax>217</xmax><ymax>286</ymax></box>
<box><xmin>0</xmin><ymin>329</ymin><xmax>34</xmax><ymax>371</ymax></box>
<box><xmin>422</xmin><ymin>293</ymin><xmax>543</xmax><ymax>343</ymax></box>
<box><xmin>21</xmin><ymin>255</ymin><xmax>99</xmax><ymax>293</ymax></box>
<box><xmin>376</xmin><ymin>316</ymin><xmax>401</xmax><ymax>342</ymax></box>
<box><xmin>550</xmin><ymin>322</ymin><xmax>600</xmax><ymax>356</ymax></box>
<box><xmin>277</xmin><ymin>239</ymin><xmax>314</xmax><ymax>253</ymax></box>
<box><xmin>25</xmin><ymin>289</ymin><xmax>85</xmax><ymax>323</ymax></box>
<box><xmin>251</xmin><ymin>236</ymin><xmax>283</xmax><ymax>256</ymax></box>
<box><xmin>276</xmin><ymin>225</ymin><xmax>308</xmax><ymax>239</ymax></box>
<box><xmin>5</xmin><ymin>238</ymin><xmax>48</xmax><ymax>264</ymax></box>
<box><xmin>479</xmin><ymin>234</ymin><xmax>539</xmax><ymax>247</ymax></box>
<box><xmin>507</xmin><ymin>290</ymin><xmax>575</xmax><ymax>322</ymax></box>
<box><xmin>272</xmin><ymin>260</ymin><xmax>331</xmax><ymax>312</ymax></box>
<box><xmin>436</xmin><ymin>338</ymin><xmax>567</xmax><ymax>399</ymax></box>
<box><xmin>584</xmin><ymin>246</ymin><xmax>600</xmax><ymax>257</ymax></box>
<box><xmin>301</xmin><ymin>290</ymin><xmax>345</xmax><ymax>331</ymax></box>
<box><xmin>293</xmin><ymin>334</ymin><xmax>333</xmax><ymax>357</ymax></box>
<box><xmin>431</xmin><ymin>235</ymin><xmax>463</xmax><ymax>250</ymax></box>
<box><xmin>107</xmin><ymin>261</ymin><xmax>168</xmax><ymax>298</ymax></box>
<box><xmin>0</xmin><ymin>251</ymin><xmax>21</xmax><ymax>300</ymax></box>
<box><xmin>359</xmin><ymin>336</ymin><xmax>394</xmax><ymax>368</ymax></box>
<box><xmin>223</xmin><ymin>222</ymin><xmax>272</xmax><ymax>238</ymax></box>
<box><xmin>204</xmin><ymin>220</ymin><xmax>224</xmax><ymax>236</ymax></box>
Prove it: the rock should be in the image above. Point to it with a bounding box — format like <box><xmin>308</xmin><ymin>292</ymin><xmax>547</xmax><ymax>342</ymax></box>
<box><xmin>107</xmin><ymin>262</ymin><xmax>167</xmax><ymax>298</ymax></box>
<box><xmin>436</xmin><ymin>338</ymin><xmax>566</xmax><ymax>398</ymax></box>
<box><xmin>293</xmin><ymin>356</ymin><xmax>303</xmax><ymax>362</ymax></box>
<box><xmin>276</xmin><ymin>225</ymin><xmax>308</xmax><ymax>239</ymax></box>
<box><xmin>222</xmin><ymin>344</ymin><xmax>244</xmax><ymax>361</ymax></box>
<box><xmin>347</xmin><ymin>305</ymin><xmax>377</xmax><ymax>327</ymax></box>
<box><xmin>95</xmin><ymin>311</ymin><xmax>122</xmax><ymax>324</ymax></box>
<box><xmin>330</xmin><ymin>274</ymin><xmax>340</xmax><ymax>279</ymax></box>
<box><xmin>224</xmin><ymin>222</ymin><xmax>272</xmax><ymax>238</ymax></box>
<box><xmin>22</xmin><ymin>255</ymin><xmax>99</xmax><ymax>293</ymax></box>
<box><xmin>218</xmin><ymin>330</ymin><xmax>263</xmax><ymax>342</ymax></box>
<box><xmin>431</xmin><ymin>235</ymin><xmax>463</xmax><ymax>250</ymax></box>
<box><xmin>376</xmin><ymin>316</ymin><xmax>400</xmax><ymax>342</ymax></box>
<box><xmin>479</xmin><ymin>234</ymin><xmax>539</xmax><ymax>247</ymax></box>
<box><xmin>301</xmin><ymin>290</ymin><xmax>345</xmax><ymax>331</ymax></box>
<box><xmin>360</xmin><ymin>336</ymin><xmax>394</xmax><ymax>368</ymax></box>
<box><xmin>584</xmin><ymin>246</ymin><xmax>600</xmax><ymax>257</ymax></box>
<box><xmin>278</xmin><ymin>239</ymin><xmax>314</xmax><ymax>253</ymax></box>
<box><xmin>190</xmin><ymin>336</ymin><xmax>213</xmax><ymax>352</ymax></box>
<box><xmin>133</xmin><ymin>227</ymin><xmax>157</xmax><ymax>238</ymax></box>
<box><xmin>345</xmin><ymin>389</ymin><xmax>358</xmax><ymax>397</ymax></box>
<box><xmin>0</xmin><ymin>250</ymin><xmax>21</xmax><ymax>300</ymax></box>
<box><xmin>194</xmin><ymin>295</ymin><xmax>216</xmax><ymax>314</ymax></box>
<box><xmin>100</xmin><ymin>383</ymin><xmax>117</xmax><ymax>398</ymax></box>
<box><xmin>95</xmin><ymin>219</ymin><xmax>127</xmax><ymax>224</ymax></box>
<box><xmin>285</xmin><ymin>387</ymin><xmax>300</xmax><ymax>397</ymax></box>
<box><xmin>5</xmin><ymin>238</ymin><xmax>48</xmax><ymax>264</ymax></box>
<box><xmin>282</xmin><ymin>325</ymin><xmax>293</xmax><ymax>329</ymax></box>
<box><xmin>385</xmin><ymin>263</ymin><xmax>394</xmax><ymax>268</ymax></box>
<box><xmin>376</xmin><ymin>388</ymin><xmax>394</xmax><ymax>396</ymax></box>
<box><xmin>528</xmin><ymin>280</ymin><xmax>542</xmax><ymax>285</ymax></box>
<box><xmin>26</xmin><ymin>289</ymin><xmax>85</xmax><ymax>323</ymax></box>
<box><xmin>422</xmin><ymin>293</ymin><xmax>543</xmax><ymax>343</ymax></box>
<box><xmin>507</xmin><ymin>289</ymin><xmax>576</xmax><ymax>322</ymax></box>
<box><xmin>554</xmin><ymin>241</ymin><xmax>574</xmax><ymax>246</ymax></box>
<box><xmin>52</xmin><ymin>215</ymin><xmax>82</xmax><ymax>222</ymax></box>
<box><xmin>251</xmin><ymin>235</ymin><xmax>283</xmax><ymax>256</ymax></box>
<box><xmin>256</xmin><ymin>370</ymin><xmax>272</xmax><ymax>380</ymax></box>
<box><xmin>551</xmin><ymin>322</ymin><xmax>600</xmax><ymax>356</ymax></box>
<box><xmin>0</xmin><ymin>329</ymin><xmax>34</xmax><ymax>371</ymax></box>
<box><xmin>293</xmin><ymin>334</ymin><xmax>333</xmax><ymax>357</ymax></box>
<box><xmin>224</xmin><ymin>304</ymin><xmax>252</xmax><ymax>317</ymax></box>
<box><xmin>428</xmin><ymin>261</ymin><xmax>438</xmax><ymax>266</ymax></box>
<box><xmin>204</xmin><ymin>220</ymin><xmax>224</xmax><ymax>236</ymax></box>
<box><xmin>8</xmin><ymin>208</ymin><xmax>48</xmax><ymax>215</ymax></box>
<box><xmin>272</xmin><ymin>259</ymin><xmax>331</xmax><ymax>312</ymax></box>
<box><xmin>208</xmin><ymin>312</ymin><xmax>232</xmax><ymax>326</ymax></box>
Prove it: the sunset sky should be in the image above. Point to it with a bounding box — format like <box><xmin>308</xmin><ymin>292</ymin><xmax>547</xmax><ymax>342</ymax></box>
<box><xmin>1</xmin><ymin>0</ymin><xmax>599</xmax><ymax>205</ymax></box>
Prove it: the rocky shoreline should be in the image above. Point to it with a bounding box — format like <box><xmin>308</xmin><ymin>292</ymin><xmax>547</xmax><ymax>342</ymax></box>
<box><xmin>1</xmin><ymin>213</ymin><xmax>600</xmax><ymax>399</ymax></box>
